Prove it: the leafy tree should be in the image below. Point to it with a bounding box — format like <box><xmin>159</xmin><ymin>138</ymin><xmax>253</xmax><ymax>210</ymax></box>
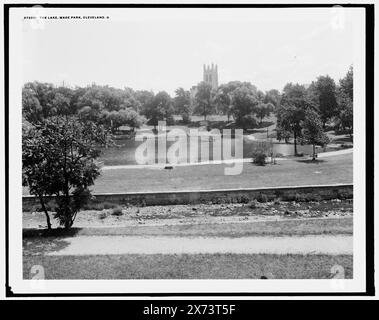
<box><xmin>301</xmin><ymin>108</ymin><xmax>330</xmax><ymax>160</ymax></box>
<box><xmin>339</xmin><ymin>65</ymin><xmax>353</xmax><ymax>101</ymax></box>
<box><xmin>256</xmin><ymin>102</ymin><xmax>274</xmax><ymax>124</ymax></box>
<box><xmin>105</xmin><ymin>108</ymin><xmax>145</xmax><ymax>133</ymax></box>
<box><xmin>213</xmin><ymin>81</ymin><xmax>246</xmax><ymax>121</ymax></box>
<box><xmin>336</xmin><ymin>66</ymin><xmax>353</xmax><ymax>139</ymax></box>
<box><xmin>308</xmin><ymin>75</ymin><xmax>338</xmax><ymax>128</ymax></box>
<box><xmin>194</xmin><ymin>81</ymin><xmax>215</xmax><ymax>120</ymax></box>
<box><xmin>256</xmin><ymin>90</ymin><xmax>265</xmax><ymax>102</ymax></box>
<box><xmin>22</xmin><ymin>82</ymin><xmax>56</xmax><ymax>122</ymax></box>
<box><xmin>52</xmin><ymin>92</ymin><xmax>71</xmax><ymax>116</ymax></box>
<box><xmin>22</xmin><ymin>86</ymin><xmax>43</xmax><ymax>123</ymax></box>
<box><xmin>230</xmin><ymin>85</ymin><xmax>259</xmax><ymax>127</ymax></box>
<box><xmin>174</xmin><ymin>88</ymin><xmax>192</xmax><ymax>123</ymax></box>
<box><xmin>264</xmin><ymin>89</ymin><xmax>281</xmax><ymax>108</ymax></box>
<box><xmin>78</xmin><ymin>105</ymin><xmax>102</xmax><ymax>122</ymax></box>
<box><xmin>22</xmin><ymin>116</ymin><xmax>110</xmax><ymax>230</ymax></box>
<box><xmin>75</xmin><ymin>85</ymin><xmax>138</xmax><ymax>115</ymax></box>
<box><xmin>135</xmin><ymin>90</ymin><xmax>155</xmax><ymax>117</ymax></box>
<box><xmin>54</xmin><ymin>86</ymin><xmax>76</xmax><ymax>114</ymax></box>
<box><xmin>145</xmin><ymin>91</ymin><xmax>174</xmax><ymax>127</ymax></box>
<box><xmin>122</xmin><ymin>87</ymin><xmax>142</xmax><ymax>112</ymax></box>
<box><xmin>276</xmin><ymin>83</ymin><xmax>310</xmax><ymax>155</ymax></box>
<box><xmin>276</xmin><ymin>128</ymin><xmax>291</xmax><ymax>144</ymax></box>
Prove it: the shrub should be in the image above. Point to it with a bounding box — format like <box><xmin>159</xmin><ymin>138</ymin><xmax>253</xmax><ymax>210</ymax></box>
<box><xmin>239</xmin><ymin>195</ymin><xmax>250</xmax><ymax>204</ymax></box>
<box><xmin>294</xmin><ymin>193</ymin><xmax>304</xmax><ymax>202</ymax></box>
<box><xmin>236</xmin><ymin>114</ymin><xmax>257</xmax><ymax>130</ymax></box>
<box><xmin>256</xmin><ymin>193</ymin><xmax>268</xmax><ymax>203</ymax></box>
<box><xmin>98</xmin><ymin>211</ymin><xmax>108</xmax><ymax>220</ymax></box>
<box><xmin>111</xmin><ymin>206</ymin><xmax>123</xmax><ymax>216</ymax></box>
<box><xmin>253</xmin><ymin>152</ymin><xmax>267</xmax><ymax>166</ymax></box>
<box><xmin>337</xmin><ymin>191</ymin><xmax>351</xmax><ymax>199</ymax></box>
<box><xmin>103</xmin><ymin>202</ymin><xmax>117</xmax><ymax>209</ymax></box>
<box><xmin>83</xmin><ymin>202</ymin><xmax>104</xmax><ymax>211</ymax></box>
<box><xmin>248</xmin><ymin>200</ymin><xmax>258</xmax><ymax>209</ymax></box>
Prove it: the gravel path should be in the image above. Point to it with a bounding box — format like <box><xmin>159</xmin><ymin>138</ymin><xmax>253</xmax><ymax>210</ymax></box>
<box><xmin>47</xmin><ymin>234</ymin><xmax>353</xmax><ymax>256</ymax></box>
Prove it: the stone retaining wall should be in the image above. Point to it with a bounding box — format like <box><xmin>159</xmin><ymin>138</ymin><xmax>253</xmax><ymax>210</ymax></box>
<box><xmin>23</xmin><ymin>184</ymin><xmax>353</xmax><ymax>209</ymax></box>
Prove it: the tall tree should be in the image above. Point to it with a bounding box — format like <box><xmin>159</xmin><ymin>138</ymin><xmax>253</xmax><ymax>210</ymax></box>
<box><xmin>145</xmin><ymin>91</ymin><xmax>174</xmax><ymax>127</ymax></box>
<box><xmin>264</xmin><ymin>89</ymin><xmax>281</xmax><ymax>108</ymax></box>
<box><xmin>213</xmin><ymin>81</ymin><xmax>246</xmax><ymax>121</ymax></box>
<box><xmin>194</xmin><ymin>81</ymin><xmax>215</xmax><ymax>120</ymax></box>
<box><xmin>336</xmin><ymin>66</ymin><xmax>353</xmax><ymax>139</ymax></box>
<box><xmin>230</xmin><ymin>85</ymin><xmax>259</xmax><ymax>127</ymax></box>
<box><xmin>308</xmin><ymin>75</ymin><xmax>338</xmax><ymax>128</ymax></box>
<box><xmin>256</xmin><ymin>102</ymin><xmax>274</xmax><ymax>124</ymax></box>
<box><xmin>276</xmin><ymin>83</ymin><xmax>310</xmax><ymax>155</ymax></box>
<box><xmin>339</xmin><ymin>65</ymin><xmax>353</xmax><ymax>101</ymax></box>
<box><xmin>174</xmin><ymin>88</ymin><xmax>192</xmax><ymax>123</ymax></box>
<box><xmin>301</xmin><ymin>108</ymin><xmax>330</xmax><ymax>160</ymax></box>
<box><xmin>135</xmin><ymin>90</ymin><xmax>155</xmax><ymax>117</ymax></box>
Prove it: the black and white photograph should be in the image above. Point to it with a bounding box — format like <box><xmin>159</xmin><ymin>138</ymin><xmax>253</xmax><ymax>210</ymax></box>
<box><xmin>2</xmin><ymin>2</ymin><xmax>375</xmax><ymax>299</ymax></box>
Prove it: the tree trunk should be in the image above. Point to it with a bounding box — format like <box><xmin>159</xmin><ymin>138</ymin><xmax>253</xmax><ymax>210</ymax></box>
<box><xmin>294</xmin><ymin>131</ymin><xmax>298</xmax><ymax>155</ymax></box>
<box><xmin>312</xmin><ymin>144</ymin><xmax>316</xmax><ymax>161</ymax></box>
<box><xmin>65</xmin><ymin>218</ymin><xmax>72</xmax><ymax>230</ymax></box>
<box><xmin>38</xmin><ymin>194</ymin><xmax>51</xmax><ymax>230</ymax></box>
<box><xmin>64</xmin><ymin>190</ymin><xmax>71</xmax><ymax>230</ymax></box>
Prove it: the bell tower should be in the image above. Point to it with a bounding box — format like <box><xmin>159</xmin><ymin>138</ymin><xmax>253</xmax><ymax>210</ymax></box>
<box><xmin>203</xmin><ymin>63</ymin><xmax>218</xmax><ymax>89</ymax></box>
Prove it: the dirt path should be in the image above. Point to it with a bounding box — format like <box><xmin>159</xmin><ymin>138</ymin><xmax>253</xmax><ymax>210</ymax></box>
<box><xmin>46</xmin><ymin>234</ymin><xmax>352</xmax><ymax>256</ymax></box>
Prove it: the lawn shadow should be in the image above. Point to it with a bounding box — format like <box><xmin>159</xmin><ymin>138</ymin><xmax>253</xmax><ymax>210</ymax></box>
<box><xmin>23</xmin><ymin>227</ymin><xmax>85</xmax><ymax>258</ymax></box>
<box><xmin>23</xmin><ymin>227</ymin><xmax>82</xmax><ymax>238</ymax></box>
<box><xmin>23</xmin><ymin>229</ymin><xmax>83</xmax><ymax>258</ymax></box>
<box><xmin>295</xmin><ymin>159</ymin><xmax>326</xmax><ymax>164</ymax></box>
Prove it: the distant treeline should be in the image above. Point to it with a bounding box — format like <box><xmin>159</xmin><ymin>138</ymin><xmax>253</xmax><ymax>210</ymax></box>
<box><xmin>22</xmin><ymin>66</ymin><xmax>352</xmax><ymax>137</ymax></box>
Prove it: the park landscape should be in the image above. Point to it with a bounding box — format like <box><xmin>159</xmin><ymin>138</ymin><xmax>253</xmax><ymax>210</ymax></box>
<box><xmin>22</xmin><ymin>64</ymin><xmax>354</xmax><ymax>280</ymax></box>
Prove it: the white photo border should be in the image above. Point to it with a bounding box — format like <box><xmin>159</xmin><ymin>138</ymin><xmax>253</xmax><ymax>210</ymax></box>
<box><xmin>4</xmin><ymin>3</ymin><xmax>374</xmax><ymax>297</ymax></box>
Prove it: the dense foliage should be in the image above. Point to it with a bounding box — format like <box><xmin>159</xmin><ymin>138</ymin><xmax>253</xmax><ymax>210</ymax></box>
<box><xmin>22</xmin><ymin>66</ymin><xmax>353</xmax><ymax>230</ymax></box>
<box><xmin>275</xmin><ymin>66</ymin><xmax>353</xmax><ymax>154</ymax></box>
<box><xmin>22</xmin><ymin>116</ymin><xmax>111</xmax><ymax>229</ymax></box>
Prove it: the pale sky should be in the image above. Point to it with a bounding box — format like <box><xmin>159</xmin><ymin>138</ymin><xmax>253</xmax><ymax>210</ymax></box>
<box><xmin>21</xmin><ymin>7</ymin><xmax>357</xmax><ymax>95</ymax></box>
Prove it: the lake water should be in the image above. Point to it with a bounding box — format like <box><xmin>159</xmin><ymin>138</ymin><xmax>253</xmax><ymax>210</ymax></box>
<box><xmin>99</xmin><ymin>134</ymin><xmax>316</xmax><ymax>166</ymax></box>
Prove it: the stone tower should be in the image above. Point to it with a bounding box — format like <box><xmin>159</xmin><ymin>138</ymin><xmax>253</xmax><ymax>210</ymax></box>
<box><xmin>203</xmin><ymin>63</ymin><xmax>218</xmax><ymax>89</ymax></box>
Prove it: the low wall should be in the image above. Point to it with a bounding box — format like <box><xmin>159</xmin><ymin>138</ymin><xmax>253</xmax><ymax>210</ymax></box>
<box><xmin>23</xmin><ymin>184</ymin><xmax>353</xmax><ymax>208</ymax></box>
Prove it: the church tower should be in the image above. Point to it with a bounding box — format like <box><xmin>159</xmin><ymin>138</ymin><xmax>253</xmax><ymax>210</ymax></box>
<box><xmin>203</xmin><ymin>63</ymin><xmax>218</xmax><ymax>90</ymax></box>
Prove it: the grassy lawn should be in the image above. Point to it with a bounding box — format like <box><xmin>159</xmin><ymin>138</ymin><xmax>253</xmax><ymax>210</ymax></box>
<box><xmin>23</xmin><ymin>253</ymin><xmax>352</xmax><ymax>279</ymax></box>
<box><xmin>22</xmin><ymin>153</ymin><xmax>352</xmax><ymax>195</ymax></box>
<box><xmin>23</xmin><ymin>217</ymin><xmax>353</xmax><ymax>238</ymax></box>
<box><xmin>92</xmin><ymin>154</ymin><xmax>352</xmax><ymax>193</ymax></box>
<box><xmin>23</xmin><ymin>215</ymin><xmax>353</xmax><ymax>280</ymax></box>
<box><xmin>73</xmin><ymin>217</ymin><xmax>353</xmax><ymax>237</ymax></box>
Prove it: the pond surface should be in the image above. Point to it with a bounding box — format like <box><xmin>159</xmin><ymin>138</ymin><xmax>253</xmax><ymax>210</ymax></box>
<box><xmin>99</xmin><ymin>134</ymin><xmax>317</xmax><ymax>166</ymax></box>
